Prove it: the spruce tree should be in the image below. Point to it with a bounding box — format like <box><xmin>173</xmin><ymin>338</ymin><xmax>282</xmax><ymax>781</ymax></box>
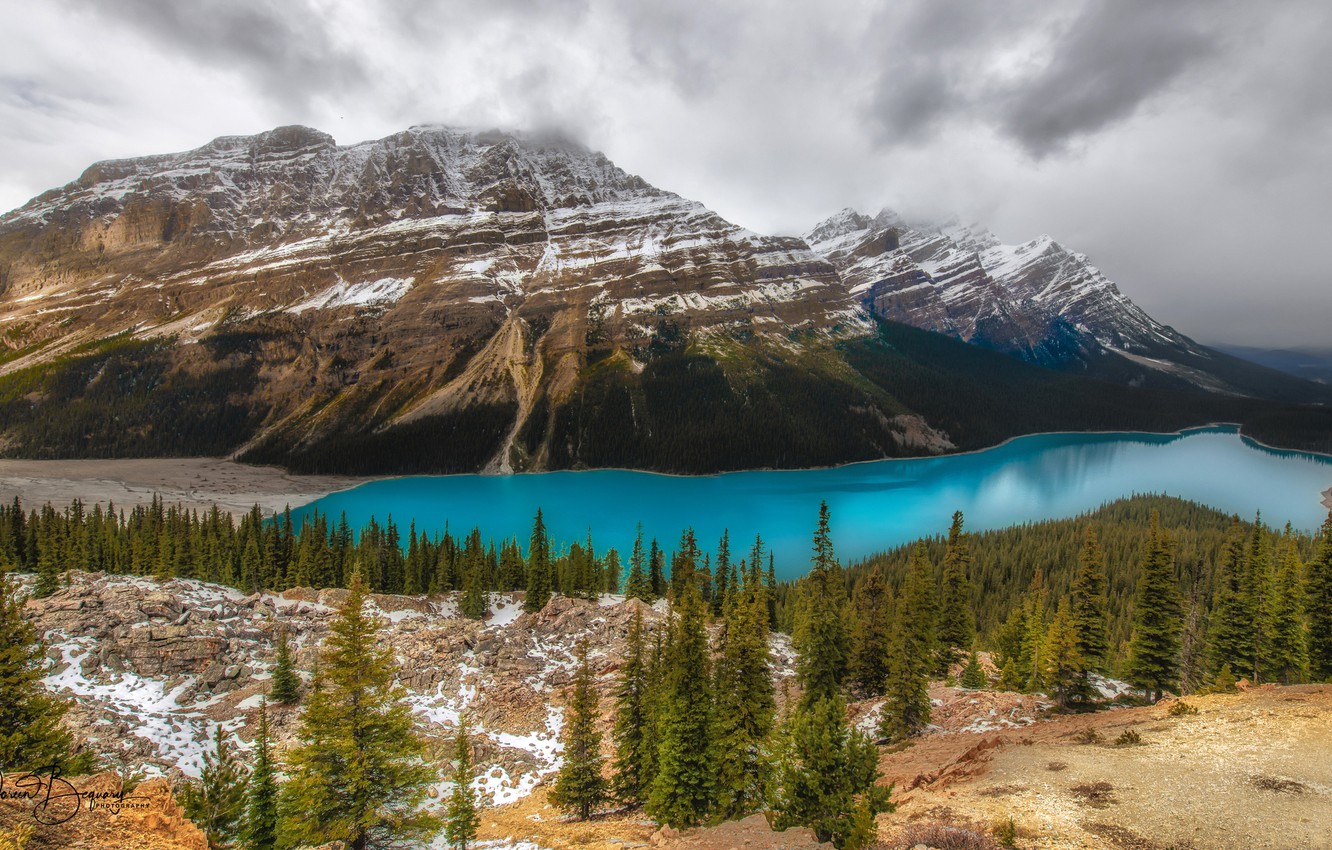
<box><xmin>551</xmin><ymin>641</ymin><xmax>607</xmax><ymax>820</ymax></box>
<box><xmin>646</xmin><ymin>583</ymin><xmax>714</xmax><ymax>828</ymax></box>
<box><xmin>524</xmin><ymin>509</ymin><xmax>552</xmax><ymax>613</ymax></box>
<box><xmin>240</xmin><ymin>700</ymin><xmax>278</xmax><ymax>850</ymax></box>
<box><xmin>847</xmin><ymin>568</ymin><xmax>894</xmax><ymax>697</ymax></box>
<box><xmin>270</xmin><ymin>626</ymin><xmax>300</xmax><ymax>705</ymax></box>
<box><xmin>1070</xmin><ymin>527</ymin><xmax>1109</xmax><ymax>671</ymax></box>
<box><xmin>612</xmin><ymin>607</ymin><xmax>652</xmax><ymax>804</ymax></box>
<box><xmin>1042</xmin><ymin>601</ymin><xmax>1086</xmax><ymax>709</ymax></box>
<box><xmin>1264</xmin><ymin>536</ymin><xmax>1308</xmax><ymax>685</ymax></box>
<box><xmin>1308</xmin><ymin>512</ymin><xmax>1332</xmax><ymax>680</ymax></box>
<box><xmin>1241</xmin><ymin>515</ymin><xmax>1273</xmax><ymax>680</ymax></box>
<box><xmin>771</xmin><ymin>693</ymin><xmax>889</xmax><ymax>849</ymax></box>
<box><xmin>960</xmin><ymin>649</ymin><xmax>986</xmax><ymax>690</ymax></box>
<box><xmin>444</xmin><ymin>719</ymin><xmax>479</xmax><ymax>850</ymax></box>
<box><xmin>712</xmin><ymin>578</ymin><xmax>774</xmax><ymax>819</ymax></box>
<box><xmin>648</xmin><ymin>538</ymin><xmax>667</xmax><ymax>599</ymax></box>
<box><xmin>878</xmin><ymin>606</ymin><xmax>931</xmax><ymax>742</ymax></box>
<box><xmin>461</xmin><ymin>563</ymin><xmax>489</xmax><ymax>620</ymax></box>
<box><xmin>936</xmin><ymin>511</ymin><xmax>975</xmax><ymax>670</ymax></box>
<box><xmin>1208</xmin><ymin>518</ymin><xmax>1250</xmax><ymax>675</ymax></box>
<box><xmin>0</xmin><ymin>568</ymin><xmax>91</xmax><ymax>774</ymax></box>
<box><xmin>625</xmin><ymin>526</ymin><xmax>651</xmax><ymax>601</ymax></box>
<box><xmin>181</xmin><ymin>724</ymin><xmax>248</xmax><ymax>850</ymax></box>
<box><xmin>793</xmin><ymin>502</ymin><xmax>848</xmax><ymax>706</ymax></box>
<box><xmin>279</xmin><ymin>573</ymin><xmax>439</xmax><ymax>850</ymax></box>
<box><xmin>1123</xmin><ymin>514</ymin><xmax>1183</xmax><ymax>702</ymax></box>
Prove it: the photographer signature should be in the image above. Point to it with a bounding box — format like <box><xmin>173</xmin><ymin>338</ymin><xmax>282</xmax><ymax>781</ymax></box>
<box><xmin>0</xmin><ymin>764</ymin><xmax>150</xmax><ymax>825</ymax></box>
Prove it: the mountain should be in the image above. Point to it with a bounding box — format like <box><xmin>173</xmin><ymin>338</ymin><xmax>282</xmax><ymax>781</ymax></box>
<box><xmin>0</xmin><ymin>126</ymin><xmax>1328</xmax><ymax>473</ymax></box>
<box><xmin>806</xmin><ymin>209</ymin><xmax>1331</xmax><ymax>403</ymax></box>
<box><xmin>1212</xmin><ymin>343</ymin><xmax>1332</xmax><ymax>385</ymax></box>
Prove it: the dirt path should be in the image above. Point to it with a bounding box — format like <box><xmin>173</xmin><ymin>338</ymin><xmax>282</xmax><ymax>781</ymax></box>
<box><xmin>882</xmin><ymin>685</ymin><xmax>1332</xmax><ymax>850</ymax></box>
<box><xmin>0</xmin><ymin>457</ymin><xmax>366</xmax><ymax>517</ymax></box>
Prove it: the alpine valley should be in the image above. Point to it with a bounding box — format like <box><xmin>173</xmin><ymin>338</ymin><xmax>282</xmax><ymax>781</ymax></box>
<box><xmin>0</xmin><ymin>125</ymin><xmax>1328</xmax><ymax>475</ymax></box>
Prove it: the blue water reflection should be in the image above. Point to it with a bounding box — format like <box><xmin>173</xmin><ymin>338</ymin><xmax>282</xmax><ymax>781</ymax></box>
<box><xmin>293</xmin><ymin>427</ymin><xmax>1332</xmax><ymax>579</ymax></box>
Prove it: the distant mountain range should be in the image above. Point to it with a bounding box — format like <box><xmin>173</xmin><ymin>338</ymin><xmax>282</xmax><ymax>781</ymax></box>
<box><xmin>1212</xmin><ymin>344</ymin><xmax>1332</xmax><ymax>386</ymax></box>
<box><xmin>0</xmin><ymin>125</ymin><xmax>1327</xmax><ymax>474</ymax></box>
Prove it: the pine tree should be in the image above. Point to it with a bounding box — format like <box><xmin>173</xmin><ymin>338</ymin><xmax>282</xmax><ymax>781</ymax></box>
<box><xmin>625</xmin><ymin>525</ymin><xmax>651</xmax><ymax>602</ymax></box>
<box><xmin>1264</xmin><ymin>536</ymin><xmax>1307</xmax><ymax>685</ymax></box>
<box><xmin>1208</xmin><ymin>518</ymin><xmax>1251</xmax><ymax>675</ymax></box>
<box><xmin>960</xmin><ymin>649</ymin><xmax>986</xmax><ymax>690</ymax></box>
<box><xmin>771</xmin><ymin>693</ymin><xmax>890</xmax><ymax>849</ymax></box>
<box><xmin>712</xmin><ymin>579</ymin><xmax>774</xmax><ymax>819</ymax></box>
<box><xmin>551</xmin><ymin>641</ymin><xmax>607</xmax><ymax>820</ymax></box>
<box><xmin>181</xmin><ymin>724</ymin><xmax>248</xmax><ymax>850</ymax></box>
<box><xmin>847</xmin><ymin>568</ymin><xmax>894</xmax><ymax>697</ymax></box>
<box><xmin>1241</xmin><ymin>515</ymin><xmax>1273</xmax><ymax>681</ymax></box>
<box><xmin>936</xmin><ymin>511</ymin><xmax>975</xmax><ymax>671</ymax></box>
<box><xmin>1308</xmin><ymin>512</ymin><xmax>1332</xmax><ymax>681</ymax></box>
<box><xmin>648</xmin><ymin>538</ymin><xmax>667</xmax><ymax>600</ymax></box>
<box><xmin>240</xmin><ymin>700</ymin><xmax>278</xmax><ymax>850</ymax></box>
<box><xmin>444</xmin><ymin>719</ymin><xmax>479</xmax><ymax>850</ymax></box>
<box><xmin>0</xmin><ymin>568</ymin><xmax>91</xmax><ymax>774</ymax></box>
<box><xmin>270</xmin><ymin>626</ymin><xmax>300</xmax><ymax>705</ymax></box>
<box><xmin>713</xmin><ymin>530</ymin><xmax>732</xmax><ymax>616</ymax></box>
<box><xmin>1070</xmin><ymin>527</ymin><xmax>1109</xmax><ymax>671</ymax></box>
<box><xmin>1123</xmin><ymin>514</ymin><xmax>1183</xmax><ymax>703</ymax></box>
<box><xmin>793</xmin><ymin>502</ymin><xmax>848</xmax><ymax>706</ymax></box>
<box><xmin>612</xmin><ymin>607</ymin><xmax>652</xmax><ymax>804</ymax></box>
<box><xmin>1042</xmin><ymin>601</ymin><xmax>1087</xmax><ymax>709</ymax></box>
<box><xmin>878</xmin><ymin>608</ymin><xmax>931</xmax><ymax>743</ymax></box>
<box><xmin>461</xmin><ymin>562</ymin><xmax>489</xmax><ymax>620</ymax></box>
<box><xmin>524</xmin><ymin>509</ymin><xmax>552</xmax><ymax>613</ymax></box>
<box><xmin>646</xmin><ymin>583</ymin><xmax>714</xmax><ymax>828</ymax></box>
<box><xmin>279</xmin><ymin>573</ymin><xmax>439</xmax><ymax>850</ymax></box>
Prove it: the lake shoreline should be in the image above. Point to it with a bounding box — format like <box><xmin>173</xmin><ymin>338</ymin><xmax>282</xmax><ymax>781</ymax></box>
<box><xmin>0</xmin><ymin>458</ymin><xmax>366</xmax><ymax>518</ymax></box>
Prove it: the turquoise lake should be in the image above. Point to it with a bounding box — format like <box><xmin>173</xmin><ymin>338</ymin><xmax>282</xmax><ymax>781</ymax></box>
<box><xmin>293</xmin><ymin>426</ymin><xmax>1332</xmax><ymax>579</ymax></box>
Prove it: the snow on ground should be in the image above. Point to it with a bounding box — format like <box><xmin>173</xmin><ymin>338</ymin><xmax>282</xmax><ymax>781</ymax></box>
<box><xmin>43</xmin><ymin>638</ymin><xmax>232</xmax><ymax>778</ymax></box>
<box><xmin>1090</xmin><ymin>673</ymin><xmax>1136</xmax><ymax>700</ymax></box>
<box><xmin>485</xmin><ymin>594</ymin><xmax>522</xmax><ymax>629</ymax></box>
<box><xmin>288</xmin><ymin>276</ymin><xmax>413</xmax><ymax>313</ymax></box>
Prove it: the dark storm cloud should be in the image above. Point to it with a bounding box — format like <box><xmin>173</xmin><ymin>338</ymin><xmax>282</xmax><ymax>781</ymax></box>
<box><xmin>864</xmin><ymin>0</ymin><xmax>1236</xmax><ymax>158</ymax></box>
<box><xmin>60</xmin><ymin>0</ymin><xmax>369</xmax><ymax>107</ymax></box>
<box><xmin>999</xmin><ymin>0</ymin><xmax>1227</xmax><ymax>158</ymax></box>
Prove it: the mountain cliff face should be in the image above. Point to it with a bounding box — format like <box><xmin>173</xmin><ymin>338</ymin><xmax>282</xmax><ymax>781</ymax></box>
<box><xmin>805</xmin><ymin>208</ymin><xmax>1196</xmax><ymax>369</ymax></box>
<box><xmin>0</xmin><ymin>126</ymin><xmax>1326</xmax><ymax>473</ymax></box>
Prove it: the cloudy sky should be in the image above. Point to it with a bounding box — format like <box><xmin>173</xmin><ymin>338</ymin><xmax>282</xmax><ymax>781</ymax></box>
<box><xmin>1</xmin><ymin>0</ymin><xmax>1329</xmax><ymax>346</ymax></box>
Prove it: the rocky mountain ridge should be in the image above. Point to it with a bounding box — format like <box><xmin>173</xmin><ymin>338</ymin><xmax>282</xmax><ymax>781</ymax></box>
<box><xmin>0</xmin><ymin>126</ymin><xmax>1327</xmax><ymax>473</ymax></box>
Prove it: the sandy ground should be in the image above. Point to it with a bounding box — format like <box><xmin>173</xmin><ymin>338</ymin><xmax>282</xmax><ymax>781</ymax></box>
<box><xmin>883</xmin><ymin>685</ymin><xmax>1332</xmax><ymax>850</ymax></box>
<box><xmin>0</xmin><ymin>457</ymin><xmax>366</xmax><ymax>517</ymax></box>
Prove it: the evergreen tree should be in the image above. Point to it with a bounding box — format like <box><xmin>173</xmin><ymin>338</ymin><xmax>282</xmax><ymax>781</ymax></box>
<box><xmin>604</xmin><ymin>548</ymin><xmax>622</xmax><ymax>595</ymax></box>
<box><xmin>461</xmin><ymin>562</ymin><xmax>489</xmax><ymax>620</ymax></box>
<box><xmin>1069</xmin><ymin>526</ymin><xmax>1109</xmax><ymax>671</ymax></box>
<box><xmin>771</xmin><ymin>693</ymin><xmax>890</xmax><ymax>849</ymax></box>
<box><xmin>960</xmin><ymin>649</ymin><xmax>986</xmax><ymax>690</ymax></box>
<box><xmin>524</xmin><ymin>509</ymin><xmax>552</xmax><ymax>613</ymax></box>
<box><xmin>648</xmin><ymin>538</ymin><xmax>667</xmax><ymax>599</ymax></box>
<box><xmin>1264</xmin><ymin>536</ymin><xmax>1308</xmax><ymax>685</ymax></box>
<box><xmin>1308</xmin><ymin>513</ymin><xmax>1332</xmax><ymax>681</ymax></box>
<box><xmin>280</xmin><ymin>574</ymin><xmax>439</xmax><ymax>850</ymax></box>
<box><xmin>444</xmin><ymin>719</ymin><xmax>480</xmax><ymax>850</ymax></box>
<box><xmin>240</xmin><ymin>700</ymin><xmax>278</xmax><ymax>850</ymax></box>
<box><xmin>847</xmin><ymin>568</ymin><xmax>894</xmax><ymax>697</ymax></box>
<box><xmin>181</xmin><ymin>724</ymin><xmax>248</xmax><ymax>850</ymax></box>
<box><xmin>713</xmin><ymin>530</ymin><xmax>732</xmax><ymax>616</ymax></box>
<box><xmin>646</xmin><ymin>584</ymin><xmax>714</xmax><ymax>828</ymax></box>
<box><xmin>625</xmin><ymin>526</ymin><xmax>651</xmax><ymax>601</ymax></box>
<box><xmin>878</xmin><ymin>605</ymin><xmax>931</xmax><ymax>742</ymax></box>
<box><xmin>1241</xmin><ymin>515</ymin><xmax>1273</xmax><ymax>680</ymax></box>
<box><xmin>1123</xmin><ymin>514</ymin><xmax>1183</xmax><ymax>703</ymax></box>
<box><xmin>0</xmin><ymin>568</ymin><xmax>91</xmax><ymax>774</ymax></box>
<box><xmin>1042</xmin><ymin>601</ymin><xmax>1087</xmax><ymax>709</ymax></box>
<box><xmin>936</xmin><ymin>511</ymin><xmax>975</xmax><ymax>670</ymax></box>
<box><xmin>1208</xmin><ymin>518</ymin><xmax>1251</xmax><ymax>675</ymax></box>
<box><xmin>270</xmin><ymin>626</ymin><xmax>300</xmax><ymax>705</ymax></box>
<box><xmin>612</xmin><ymin>607</ymin><xmax>652</xmax><ymax>804</ymax></box>
<box><xmin>550</xmin><ymin>641</ymin><xmax>607</xmax><ymax>820</ymax></box>
<box><xmin>793</xmin><ymin>502</ymin><xmax>848</xmax><ymax>706</ymax></box>
<box><xmin>712</xmin><ymin>579</ymin><xmax>774</xmax><ymax>819</ymax></box>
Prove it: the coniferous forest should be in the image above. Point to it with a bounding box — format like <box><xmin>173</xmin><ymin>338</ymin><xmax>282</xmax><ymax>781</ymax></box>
<box><xmin>2</xmin><ymin>492</ymin><xmax>1331</xmax><ymax>849</ymax></box>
